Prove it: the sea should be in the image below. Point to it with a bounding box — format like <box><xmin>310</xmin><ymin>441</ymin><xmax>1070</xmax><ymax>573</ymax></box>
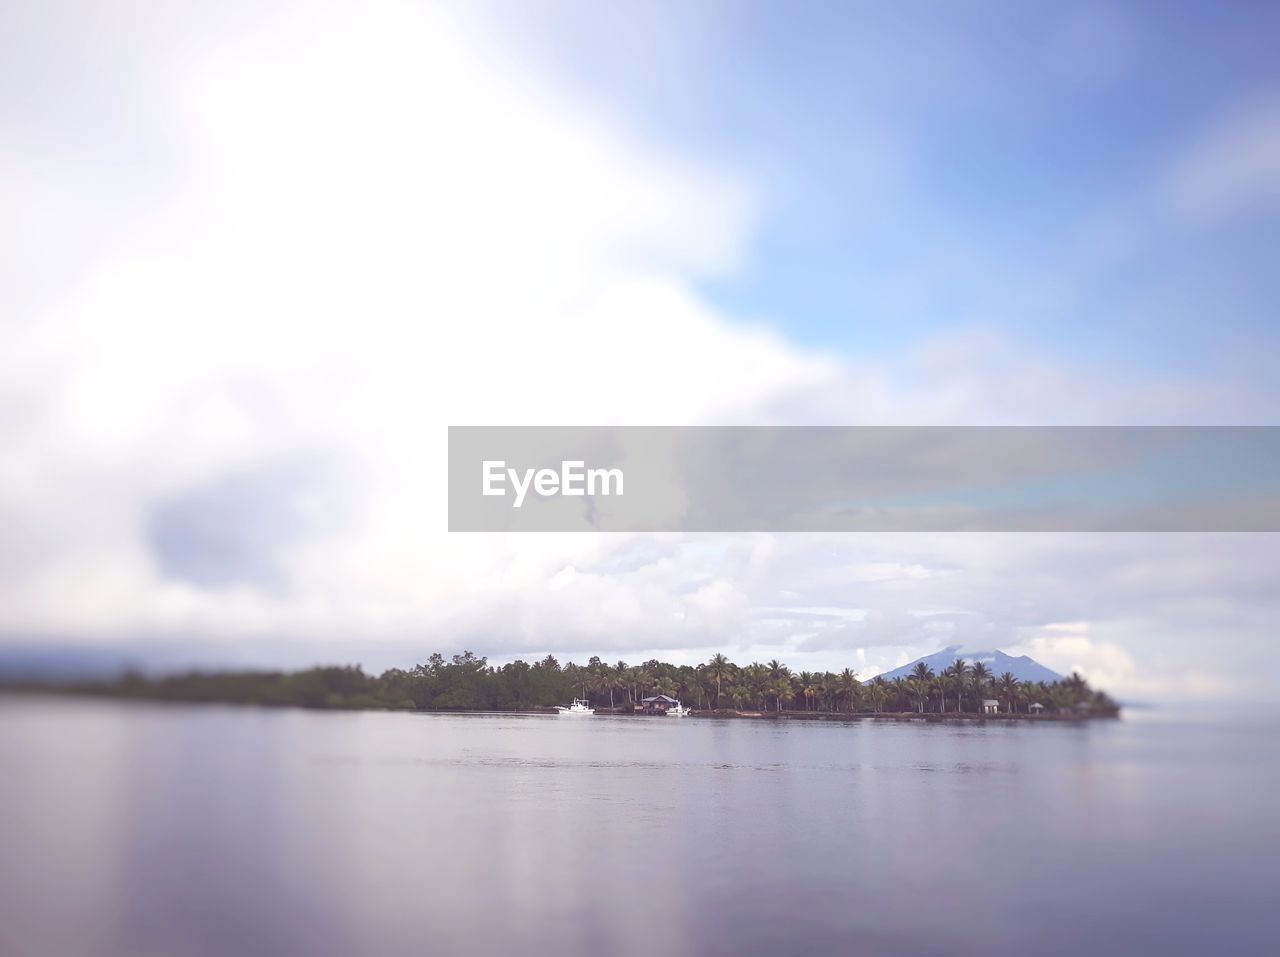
<box><xmin>0</xmin><ymin>695</ymin><xmax>1275</xmax><ymax>956</ymax></box>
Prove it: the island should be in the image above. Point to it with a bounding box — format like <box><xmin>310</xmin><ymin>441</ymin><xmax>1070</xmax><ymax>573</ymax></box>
<box><xmin>2</xmin><ymin>649</ymin><xmax>1120</xmax><ymax>719</ymax></box>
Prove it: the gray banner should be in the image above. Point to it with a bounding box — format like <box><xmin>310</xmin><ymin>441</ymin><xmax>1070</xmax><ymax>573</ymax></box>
<box><xmin>448</xmin><ymin>426</ymin><xmax>1280</xmax><ymax>532</ymax></box>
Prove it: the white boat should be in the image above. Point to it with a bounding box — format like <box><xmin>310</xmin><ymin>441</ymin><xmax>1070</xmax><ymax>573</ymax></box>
<box><xmin>666</xmin><ymin>701</ymin><xmax>690</xmax><ymax>717</ymax></box>
<box><xmin>556</xmin><ymin>698</ymin><xmax>595</xmax><ymax>716</ymax></box>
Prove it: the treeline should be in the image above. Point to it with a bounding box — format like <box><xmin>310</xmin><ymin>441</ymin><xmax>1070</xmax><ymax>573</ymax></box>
<box><xmin>10</xmin><ymin>651</ymin><xmax>1119</xmax><ymax>716</ymax></box>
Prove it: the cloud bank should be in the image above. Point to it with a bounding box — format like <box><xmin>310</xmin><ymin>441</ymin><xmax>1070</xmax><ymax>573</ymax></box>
<box><xmin>2</xmin><ymin>1</ymin><xmax>1277</xmax><ymax>703</ymax></box>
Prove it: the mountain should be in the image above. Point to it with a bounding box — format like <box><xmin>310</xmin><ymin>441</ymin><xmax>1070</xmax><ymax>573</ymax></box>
<box><xmin>869</xmin><ymin>645</ymin><xmax>1063</xmax><ymax>684</ymax></box>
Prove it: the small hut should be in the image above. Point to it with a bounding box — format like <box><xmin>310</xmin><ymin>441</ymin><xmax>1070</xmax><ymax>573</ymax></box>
<box><xmin>639</xmin><ymin>694</ymin><xmax>681</xmax><ymax>715</ymax></box>
<box><xmin>982</xmin><ymin>699</ymin><xmax>1000</xmax><ymax>715</ymax></box>
<box><xmin>1028</xmin><ymin>702</ymin><xmax>1045</xmax><ymax>715</ymax></box>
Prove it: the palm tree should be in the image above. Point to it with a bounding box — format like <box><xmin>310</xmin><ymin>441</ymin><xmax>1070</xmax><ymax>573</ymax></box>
<box><xmin>802</xmin><ymin>674</ymin><xmax>822</xmax><ymax>711</ymax></box>
<box><xmin>906</xmin><ymin>677</ymin><xmax>929</xmax><ymax>713</ymax></box>
<box><xmin>681</xmin><ymin>668</ymin><xmax>708</xmax><ymax>709</ymax></box>
<box><xmin>1016</xmin><ymin>680</ymin><xmax>1037</xmax><ymax>712</ymax></box>
<box><xmin>1034</xmin><ymin>680</ymin><xmax>1051</xmax><ymax>708</ymax></box>
<box><xmin>910</xmin><ymin>661</ymin><xmax>935</xmax><ymax>697</ymax></box>
<box><xmin>743</xmin><ymin>662</ymin><xmax>769</xmax><ymax>709</ymax></box>
<box><xmin>587</xmin><ymin>667</ymin><xmax>611</xmax><ymax>707</ymax></box>
<box><xmin>766</xmin><ymin>675</ymin><xmax>792</xmax><ymax>712</ymax></box>
<box><xmin>891</xmin><ymin>677</ymin><xmax>909</xmax><ymax>712</ymax></box>
<box><xmin>1048</xmin><ymin>684</ymin><xmax>1074</xmax><ymax>714</ymax></box>
<box><xmin>838</xmin><ymin>669</ymin><xmax>860</xmax><ymax>712</ymax></box>
<box><xmin>1064</xmin><ymin>671</ymin><xmax>1089</xmax><ymax>704</ymax></box>
<box><xmin>946</xmin><ymin>660</ymin><xmax>971</xmax><ymax>713</ymax></box>
<box><xmin>865</xmin><ymin>677</ymin><xmax>888</xmax><ymax>714</ymax></box>
<box><xmin>932</xmin><ymin>675</ymin><xmax>947</xmax><ymax>713</ymax></box>
<box><xmin>611</xmin><ymin>661</ymin><xmax>629</xmax><ymax>707</ymax></box>
<box><xmin>635</xmin><ymin>667</ymin><xmax>654</xmax><ymax>702</ymax></box>
<box><xmin>796</xmin><ymin>672</ymin><xmax>814</xmax><ymax>710</ymax></box>
<box><xmin>997</xmin><ymin>672</ymin><xmax>1018</xmax><ymax>713</ymax></box>
<box><xmin>567</xmin><ymin>663</ymin><xmax>588</xmax><ymax>701</ymax></box>
<box><xmin>818</xmin><ymin>674</ymin><xmax>836</xmax><ymax>712</ymax></box>
<box><xmin>705</xmin><ymin>653</ymin><xmax>734</xmax><ymax>708</ymax></box>
<box><xmin>970</xmin><ymin>662</ymin><xmax>991</xmax><ymax>710</ymax></box>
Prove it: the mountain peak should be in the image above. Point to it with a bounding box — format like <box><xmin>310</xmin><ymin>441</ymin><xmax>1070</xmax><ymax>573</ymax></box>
<box><xmin>870</xmin><ymin>647</ymin><xmax>1063</xmax><ymax>684</ymax></box>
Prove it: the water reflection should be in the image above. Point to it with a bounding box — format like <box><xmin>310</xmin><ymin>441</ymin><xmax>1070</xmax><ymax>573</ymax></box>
<box><xmin>0</xmin><ymin>697</ymin><xmax>1276</xmax><ymax>956</ymax></box>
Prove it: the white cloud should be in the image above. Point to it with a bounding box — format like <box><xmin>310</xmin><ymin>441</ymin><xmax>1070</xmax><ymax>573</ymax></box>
<box><xmin>2</xmin><ymin>2</ymin><xmax>1278</xmax><ymax>706</ymax></box>
<box><xmin>0</xmin><ymin>0</ymin><xmax>834</xmax><ymax>648</ymax></box>
<box><xmin>1165</xmin><ymin>96</ymin><xmax>1280</xmax><ymax>224</ymax></box>
<box><xmin>1011</xmin><ymin>626</ymin><xmax>1233</xmax><ymax>703</ymax></box>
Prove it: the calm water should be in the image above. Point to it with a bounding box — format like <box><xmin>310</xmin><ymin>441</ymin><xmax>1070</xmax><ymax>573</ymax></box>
<box><xmin>1</xmin><ymin>696</ymin><xmax>1276</xmax><ymax>956</ymax></box>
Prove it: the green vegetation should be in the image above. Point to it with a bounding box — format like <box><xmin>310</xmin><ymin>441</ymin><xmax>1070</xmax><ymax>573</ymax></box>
<box><xmin>879</xmin><ymin>660</ymin><xmax>1118</xmax><ymax>716</ymax></box>
<box><xmin>5</xmin><ymin>651</ymin><xmax>1119</xmax><ymax>717</ymax></box>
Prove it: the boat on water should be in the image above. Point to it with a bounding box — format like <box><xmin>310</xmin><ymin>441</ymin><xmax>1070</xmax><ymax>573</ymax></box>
<box><xmin>666</xmin><ymin>701</ymin><xmax>690</xmax><ymax>717</ymax></box>
<box><xmin>556</xmin><ymin>698</ymin><xmax>595</xmax><ymax>716</ymax></box>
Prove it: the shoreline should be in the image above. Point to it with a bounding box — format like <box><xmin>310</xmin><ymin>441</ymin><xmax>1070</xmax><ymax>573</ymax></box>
<box><xmin>590</xmin><ymin>707</ymin><xmax>1117</xmax><ymax>722</ymax></box>
<box><xmin>0</xmin><ymin>689</ymin><xmax>1119</xmax><ymax>721</ymax></box>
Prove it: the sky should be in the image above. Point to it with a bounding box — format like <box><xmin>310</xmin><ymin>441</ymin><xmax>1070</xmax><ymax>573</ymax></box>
<box><xmin>2</xmin><ymin>0</ymin><xmax>1278</xmax><ymax>702</ymax></box>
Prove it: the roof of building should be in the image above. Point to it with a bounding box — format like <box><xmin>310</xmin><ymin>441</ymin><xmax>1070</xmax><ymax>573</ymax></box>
<box><xmin>641</xmin><ymin>694</ymin><xmax>680</xmax><ymax>703</ymax></box>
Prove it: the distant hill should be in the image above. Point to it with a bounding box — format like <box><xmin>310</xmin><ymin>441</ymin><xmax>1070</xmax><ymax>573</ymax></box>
<box><xmin>870</xmin><ymin>645</ymin><xmax>1063</xmax><ymax>684</ymax></box>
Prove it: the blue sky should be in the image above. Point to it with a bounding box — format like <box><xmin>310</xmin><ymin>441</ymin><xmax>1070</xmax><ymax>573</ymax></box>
<box><xmin>489</xmin><ymin>0</ymin><xmax>1280</xmax><ymax>370</ymax></box>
